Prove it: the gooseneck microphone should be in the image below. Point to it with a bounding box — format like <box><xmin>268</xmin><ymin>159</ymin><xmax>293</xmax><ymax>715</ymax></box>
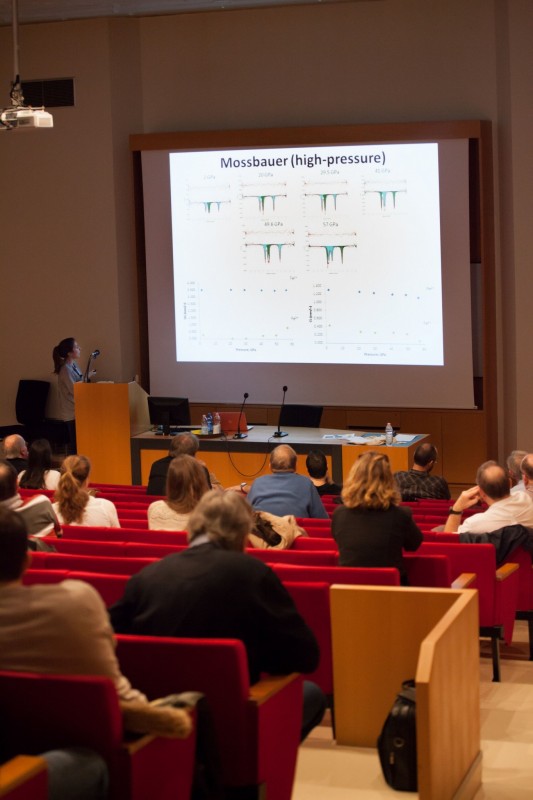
<box><xmin>273</xmin><ymin>385</ymin><xmax>289</xmax><ymax>438</ymax></box>
<box><xmin>234</xmin><ymin>392</ymin><xmax>249</xmax><ymax>439</ymax></box>
<box><xmin>84</xmin><ymin>349</ymin><xmax>101</xmax><ymax>383</ymax></box>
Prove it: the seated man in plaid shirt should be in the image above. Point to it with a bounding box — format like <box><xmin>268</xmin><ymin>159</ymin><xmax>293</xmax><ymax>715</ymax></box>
<box><xmin>394</xmin><ymin>443</ymin><xmax>450</xmax><ymax>502</ymax></box>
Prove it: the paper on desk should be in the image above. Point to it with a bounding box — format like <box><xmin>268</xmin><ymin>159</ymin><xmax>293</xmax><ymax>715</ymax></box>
<box><xmin>394</xmin><ymin>434</ymin><xmax>417</xmax><ymax>443</ymax></box>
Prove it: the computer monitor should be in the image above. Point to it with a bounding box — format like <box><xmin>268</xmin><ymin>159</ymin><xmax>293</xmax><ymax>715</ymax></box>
<box><xmin>148</xmin><ymin>396</ymin><xmax>191</xmax><ymax>435</ymax></box>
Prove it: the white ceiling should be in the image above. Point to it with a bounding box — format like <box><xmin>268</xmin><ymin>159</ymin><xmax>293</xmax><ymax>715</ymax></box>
<box><xmin>0</xmin><ymin>0</ymin><xmax>383</xmax><ymax>27</ymax></box>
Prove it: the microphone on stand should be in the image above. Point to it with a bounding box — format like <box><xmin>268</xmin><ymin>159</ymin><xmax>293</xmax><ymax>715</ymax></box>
<box><xmin>83</xmin><ymin>349</ymin><xmax>101</xmax><ymax>383</ymax></box>
<box><xmin>273</xmin><ymin>385</ymin><xmax>289</xmax><ymax>438</ymax></box>
<box><xmin>234</xmin><ymin>392</ymin><xmax>249</xmax><ymax>439</ymax></box>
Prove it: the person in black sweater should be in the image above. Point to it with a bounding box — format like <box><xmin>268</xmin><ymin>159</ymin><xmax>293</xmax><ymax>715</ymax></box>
<box><xmin>332</xmin><ymin>451</ymin><xmax>422</xmax><ymax>584</ymax></box>
<box><xmin>110</xmin><ymin>490</ymin><xmax>326</xmax><ymax>740</ymax></box>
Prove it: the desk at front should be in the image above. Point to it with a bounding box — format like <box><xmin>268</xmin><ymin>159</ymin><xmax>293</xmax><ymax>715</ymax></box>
<box><xmin>131</xmin><ymin>427</ymin><xmax>427</xmax><ymax>487</ymax></box>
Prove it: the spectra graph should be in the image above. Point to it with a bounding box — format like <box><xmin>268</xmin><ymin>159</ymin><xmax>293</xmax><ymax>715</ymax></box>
<box><xmin>169</xmin><ymin>143</ymin><xmax>443</xmax><ymax>365</ymax></box>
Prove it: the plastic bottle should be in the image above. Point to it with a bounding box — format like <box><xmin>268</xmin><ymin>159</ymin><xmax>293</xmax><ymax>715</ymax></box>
<box><xmin>213</xmin><ymin>412</ymin><xmax>221</xmax><ymax>435</ymax></box>
<box><xmin>385</xmin><ymin>422</ymin><xmax>394</xmax><ymax>446</ymax></box>
<box><xmin>201</xmin><ymin>415</ymin><xmax>208</xmax><ymax>435</ymax></box>
<box><xmin>206</xmin><ymin>412</ymin><xmax>213</xmax><ymax>434</ymax></box>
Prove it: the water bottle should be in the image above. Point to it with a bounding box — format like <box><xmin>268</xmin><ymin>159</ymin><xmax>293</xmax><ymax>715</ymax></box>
<box><xmin>213</xmin><ymin>412</ymin><xmax>221</xmax><ymax>435</ymax></box>
<box><xmin>385</xmin><ymin>422</ymin><xmax>394</xmax><ymax>446</ymax></box>
<box><xmin>206</xmin><ymin>412</ymin><xmax>214</xmax><ymax>434</ymax></box>
<box><xmin>201</xmin><ymin>414</ymin><xmax>208</xmax><ymax>435</ymax></box>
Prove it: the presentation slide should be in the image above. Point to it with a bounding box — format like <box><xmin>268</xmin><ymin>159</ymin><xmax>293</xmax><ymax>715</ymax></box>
<box><xmin>141</xmin><ymin>134</ymin><xmax>474</xmax><ymax>409</ymax></box>
<box><xmin>169</xmin><ymin>142</ymin><xmax>443</xmax><ymax>366</ymax></box>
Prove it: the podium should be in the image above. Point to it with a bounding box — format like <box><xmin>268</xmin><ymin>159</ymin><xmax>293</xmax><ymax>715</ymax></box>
<box><xmin>75</xmin><ymin>382</ymin><xmax>149</xmax><ymax>484</ymax></box>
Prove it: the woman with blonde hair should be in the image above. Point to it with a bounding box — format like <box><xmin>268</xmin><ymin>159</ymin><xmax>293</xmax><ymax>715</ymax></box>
<box><xmin>147</xmin><ymin>454</ymin><xmax>210</xmax><ymax>530</ymax></box>
<box><xmin>53</xmin><ymin>455</ymin><xmax>120</xmax><ymax>527</ymax></box>
<box><xmin>332</xmin><ymin>451</ymin><xmax>422</xmax><ymax>584</ymax></box>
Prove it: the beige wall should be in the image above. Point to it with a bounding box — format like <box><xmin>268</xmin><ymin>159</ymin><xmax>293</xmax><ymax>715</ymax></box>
<box><xmin>0</xmin><ymin>0</ymin><xmax>531</xmax><ymax>454</ymax></box>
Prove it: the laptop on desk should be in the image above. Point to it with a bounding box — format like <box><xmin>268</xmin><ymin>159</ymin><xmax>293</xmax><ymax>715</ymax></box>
<box><xmin>218</xmin><ymin>411</ymin><xmax>251</xmax><ymax>435</ymax></box>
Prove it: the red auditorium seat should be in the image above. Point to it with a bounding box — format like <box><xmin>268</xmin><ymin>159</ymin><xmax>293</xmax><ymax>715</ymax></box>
<box><xmin>418</xmin><ymin>541</ymin><xmax>520</xmax><ymax>680</ymax></box>
<box><xmin>0</xmin><ymin>672</ymin><xmax>196</xmax><ymax>800</ymax></box>
<box><xmin>116</xmin><ymin>636</ymin><xmax>302</xmax><ymax>800</ymax></box>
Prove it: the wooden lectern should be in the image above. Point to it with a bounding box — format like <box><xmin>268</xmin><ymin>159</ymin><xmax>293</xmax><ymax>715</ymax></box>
<box><xmin>74</xmin><ymin>382</ymin><xmax>149</xmax><ymax>484</ymax></box>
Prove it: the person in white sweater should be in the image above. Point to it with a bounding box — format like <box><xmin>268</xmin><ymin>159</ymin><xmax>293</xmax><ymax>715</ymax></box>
<box><xmin>52</xmin><ymin>454</ymin><xmax>120</xmax><ymax>527</ymax></box>
<box><xmin>148</xmin><ymin>454</ymin><xmax>210</xmax><ymax>530</ymax></box>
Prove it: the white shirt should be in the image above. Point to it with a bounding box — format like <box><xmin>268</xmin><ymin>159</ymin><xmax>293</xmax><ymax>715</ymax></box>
<box><xmin>53</xmin><ymin>495</ymin><xmax>120</xmax><ymax>528</ymax></box>
<box><xmin>147</xmin><ymin>500</ymin><xmax>190</xmax><ymax>531</ymax></box>
<box><xmin>458</xmin><ymin>492</ymin><xmax>533</xmax><ymax>534</ymax></box>
<box><xmin>18</xmin><ymin>469</ymin><xmax>61</xmax><ymax>491</ymax></box>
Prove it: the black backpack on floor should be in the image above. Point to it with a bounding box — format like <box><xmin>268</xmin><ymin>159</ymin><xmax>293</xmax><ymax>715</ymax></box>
<box><xmin>377</xmin><ymin>680</ymin><xmax>417</xmax><ymax>792</ymax></box>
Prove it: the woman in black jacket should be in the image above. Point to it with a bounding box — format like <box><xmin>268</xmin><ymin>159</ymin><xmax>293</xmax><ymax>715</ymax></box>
<box><xmin>332</xmin><ymin>451</ymin><xmax>422</xmax><ymax>584</ymax></box>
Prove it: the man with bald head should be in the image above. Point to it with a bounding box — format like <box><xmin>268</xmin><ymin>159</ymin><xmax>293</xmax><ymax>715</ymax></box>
<box><xmin>247</xmin><ymin>444</ymin><xmax>329</xmax><ymax>519</ymax></box>
<box><xmin>394</xmin><ymin>442</ymin><xmax>450</xmax><ymax>501</ymax></box>
<box><xmin>2</xmin><ymin>434</ymin><xmax>28</xmax><ymax>475</ymax></box>
<box><xmin>444</xmin><ymin>460</ymin><xmax>533</xmax><ymax>533</ymax></box>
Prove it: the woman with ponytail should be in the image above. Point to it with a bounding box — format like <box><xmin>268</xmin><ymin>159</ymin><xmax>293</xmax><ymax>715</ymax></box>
<box><xmin>53</xmin><ymin>455</ymin><xmax>120</xmax><ymax>527</ymax></box>
<box><xmin>52</xmin><ymin>337</ymin><xmax>83</xmax><ymax>454</ymax></box>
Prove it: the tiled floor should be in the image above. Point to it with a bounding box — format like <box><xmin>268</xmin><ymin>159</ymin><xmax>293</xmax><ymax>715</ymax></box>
<box><xmin>293</xmin><ymin>622</ymin><xmax>533</xmax><ymax>798</ymax></box>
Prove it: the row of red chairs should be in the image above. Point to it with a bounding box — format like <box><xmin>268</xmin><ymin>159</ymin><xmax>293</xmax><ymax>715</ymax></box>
<box><xmin>1</xmin><ymin>634</ymin><xmax>302</xmax><ymax>799</ymax></box>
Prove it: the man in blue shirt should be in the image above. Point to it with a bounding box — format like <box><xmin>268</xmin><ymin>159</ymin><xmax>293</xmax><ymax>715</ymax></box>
<box><xmin>247</xmin><ymin>445</ymin><xmax>329</xmax><ymax>519</ymax></box>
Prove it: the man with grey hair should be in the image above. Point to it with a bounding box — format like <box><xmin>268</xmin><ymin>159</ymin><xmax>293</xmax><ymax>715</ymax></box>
<box><xmin>518</xmin><ymin>454</ymin><xmax>533</xmax><ymax>499</ymax></box>
<box><xmin>110</xmin><ymin>490</ymin><xmax>326</xmax><ymax>741</ymax></box>
<box><xmin>2</xmin><ymin>434</ymin><xmax>29</xmax><ymax>475</ymax></box>
<box><xmin>247</xmin><ymin>444</ymin><xmax>329</xmax><ymax>519</ymax></box>
<box><xmin>147</xmin><ymin>432</ymin><xmax>213</xmax><ymax>495</ymax></box>
<box><xmin>507</xmin><ymin>449</ymin><xmax>528</xmax><ymax>494</ymax></box>
<box><xmin>444</xmin><ymin>460</ymin><xmax>533</xmax><ymax>533</ymax></box>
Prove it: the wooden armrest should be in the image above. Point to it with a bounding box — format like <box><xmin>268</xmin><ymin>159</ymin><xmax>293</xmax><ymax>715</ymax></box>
<box><xmin>249</xmin><ymin>673</ymin><xmax>300</xmax><ymax>705</ymax></box>
<box><xmin>451</xmin><ymin>572</ymin><xmax>476</xmax><ymax>589</ymax></box>
<box><xmin>0</xmin><ymin>756</ymin><xmax>47</xmax><ymax>795</ymax></box>
<box><xmin>496</xmin><ymin>562</ymin><xmax>519</xmax><ymax>581</ymax></box>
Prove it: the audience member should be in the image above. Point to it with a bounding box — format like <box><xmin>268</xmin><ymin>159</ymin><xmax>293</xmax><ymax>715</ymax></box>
<box><xmin>519</xmin><ymin>454</ymin><xmax>533</xmax><ymax>498</ymax></box>
<box><xmin>507</xmin><ymin>449</ymin><xmax>528</xmax><ymax>494</ymax></box>
<box><xmin>0</xmin><ymin>507</ymin><xmax>191</xmax><ymax>798</ymax></box>
<box><xmin>305</xmin><ymin>450</ymin><xmax>342</xmax><ymax>496</ymax></box>
<box><xmin>147</xmin><ymin>432</ymin><xmax>214</xmax><ymax>495</ymax></box>
<box><xmin>53</xmin><ymin>455</ymin><xmax>120</xmax><ymax>527</ymax></box>
<box><xmin>247</xmin><ymin>445</ymin><xmax>329</xmax><ymax>519</ymax></box>
<box><xmin>393</xmin><ymin>443</ymin><xmax>450</xmax><ymax>501</ymax></box>
<box><xmin>111</xmin><ymin>490</ymin><xmax>326</xmax><ymax>740</ymax></box>
<box><xmin>18</xmin><ymin>438</ymin><xmax>61</xmax><ymax>490</ymax></box>
<box><xmin>444</xmin><ymin>460</ymin><xmax>533</xmax><ymax>533</ymax></box>
<box><xmin>148</xmin><ymin>454</ymin><xmax>210</xmax><ymax>530</ymax></box>
<box><xmin>2</xmin><ymin>434</ymin><xmax>28</xmax><ymax>474</ymax></box>
<box><xmin>0</xmin><ymin>508</ymin><xmax>143</xmax><ymax>700</ymax></box>
<box><xmin>332</xmin><ymin>451</ymin><xmax>422</xmax><ymax>584</ymax></box>
<box><xmin>0</xmin><ymin>460</ymin><xmax>60</xmax><ymax>538</ymax></box>
<box><xmin>52</xmin><ymin>337</ymin><xmax>84</xmax><ymax>455</ymax></box>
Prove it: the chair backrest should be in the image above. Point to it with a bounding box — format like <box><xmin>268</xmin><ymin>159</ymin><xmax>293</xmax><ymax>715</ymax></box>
<box><xmin>26</xmin><ymin>552</ymin><xmax>155</xmax><ymax>575</ymax></box>
<box><xmin>248</xmin><ymin>548</ymin><xmax>338</xmax><ymax>566</ymax></box>
<box><xmin>283</xmin><ymin>582</ymin><xmax>332</xmax><ymax>693</ymax></box>
<box><xmin>23</xmin><ymin>569</ymin><xmax>129</xmax><ymax>607</ymax></box>
<box><xmin>115</xmin><ymin>636</ymin><xmax>254</xmax><ymax>784</ymax></box>
<box><xmin>0</xmin><ymin>672</ymin><xmax>122</xmax><ymax>761</ymax></box>
<box><xmin>15</xmin><ymin>381</ymin><xmax>50</xmax><ymax>425</ymax></box>
<box><xmin>278</xmin><ymin>404</ymin><xmax>323</xmax><ymax>428</ymax></box>
<box><xmin>403</xmin><ymin>553</ymin><xmax>452</xmax><ymax>587</ymax></box>
<box><xmin>62</xmin><ymin>526</ymin><xmax>188</xmax><ymax>545</ymax></box>
<box><xmin>270</xmin><ymin>563</ymin><xmax>400</xmax><ymax>585</ymax></box>
<box><xmin>418</xmin><ymin>542</ymin><xmax>497</xmax><ymax>623</ymax></box>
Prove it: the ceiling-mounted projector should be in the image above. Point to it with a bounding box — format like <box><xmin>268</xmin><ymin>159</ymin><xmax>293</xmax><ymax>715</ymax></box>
<box><xmin>1</xmin><ymin>0</ymin><xmax>54</xmax><ymax>132</ymax></box>
<box><xmin>0</xmin><ymin>106</ymin><xmax>53</xmax><ymax>130</ymax></box>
